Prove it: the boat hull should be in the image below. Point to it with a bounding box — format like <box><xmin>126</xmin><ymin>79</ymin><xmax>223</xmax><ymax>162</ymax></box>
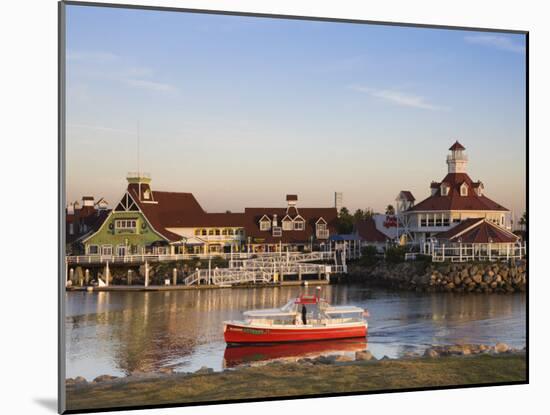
<box><xmin>224</xmin><ymin>322</ymin><xmax>367</xmax><ymax>344</ymax></box>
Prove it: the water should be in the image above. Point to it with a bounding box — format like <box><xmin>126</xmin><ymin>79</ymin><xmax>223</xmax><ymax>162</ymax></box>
<box><xmin>65</xmin><ymin>285</ymin><xmax>526</xmax><ymax>380</ymax></box>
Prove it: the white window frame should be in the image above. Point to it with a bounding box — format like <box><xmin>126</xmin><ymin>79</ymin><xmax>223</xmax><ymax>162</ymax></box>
<box><xmin>441</xmin><ymin>184</ymin><xmax>449</xmax><ymax>196</ymax></box>
<box><xmin>282</xmin><ymin>219</ymin><xmax>293</xmax><ymax>231</ymax></box>
<box><xmin>117</xmin><ymin>244</ymin><xmax>127</xmax><ymax>256</ymax></box>
<box><xmin>294</xmin><ymin>217</ymin><xmax>305</xmax><ymax>231</ymax></box>
<box><xmin>115</xmin><ymin>219</ymin><xmax>137</xmax><ymax>231</ymax></box>
<box><xmin>260</xmin><ymin>217</ymin><xmax>271</xmax><ymax>231</ymax></box>
<box><xmin>101</xmin><ymin>244</ymin><xmax>113</xmax><ymax>255</ymax></box>
<box><xmin>272</xmin><ymin>226</ymin><xmax>282</xmax><ymax>237</ymax></box>
<box><xmin>460</xmin><ymin>183</ymin><xmax>468</xmax><ymax>196</ymax></box>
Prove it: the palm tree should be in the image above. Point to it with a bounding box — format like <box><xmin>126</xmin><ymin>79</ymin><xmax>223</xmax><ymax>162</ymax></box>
<box><xmin>385</xmin><ymin>205</ymin><xmax>395</xmax><ymax>215</ymax></box>
<box><xmin>519</xmin><ymin>212</ymin><xmax>527</xmax><ymax>230</ymax></box>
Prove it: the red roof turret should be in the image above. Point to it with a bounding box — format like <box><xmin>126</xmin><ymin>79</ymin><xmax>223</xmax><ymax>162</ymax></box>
<box><xmin>449</xmin><ymin>141</ymin><xmax>466</xmax><ymax>151</ymax></box>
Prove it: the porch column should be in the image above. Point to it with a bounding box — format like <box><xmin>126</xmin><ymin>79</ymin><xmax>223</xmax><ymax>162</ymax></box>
<box><xmin>442</xmin><ymin>245</ymin><xmax>445</xmax><ymax>262</ymax></box>
<box><xmin>127</xmin><ymin>269</ymin><xmax>132</xmax><ymax>285</ymax></box>
<box><xmin>170</xmin><ymin>245</ymin><xmax>175</xmax><ymax>255</ymax></box>
<box><xmin>104</xmin><ymin>262</ymin><xmax>110</xmax><ymax>287</ymax></box>
<box><xmin>144</xmin><ymin>261</ymin><xmax>149</xmax><ymax>287</ymax></box>
<box><xmin>173</xmin><ymin>268</ymin><xmax>177</xmax><ymax>286</ymax></box>
<box><xmin>85</xmin><ymin>269</ymin><xmax>90</xmax><ymax>285</ymax></box>
<box><xmin>69</xmin><ymin>268</ymin><xmax>74</xmax><ymax>284</ymax></box>
<box><xmin>507</xmin><ymin>244</ymin><xmax>510</xmax><ymax>260</ymax></box>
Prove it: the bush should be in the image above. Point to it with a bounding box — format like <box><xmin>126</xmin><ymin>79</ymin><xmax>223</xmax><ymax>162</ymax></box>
<box><xmin>385</xmin><ymin>246</ymin><xmax>406</xmax><ymax>263</ymax></box>
<box><xmin>359</xmin><ymin>245</ymin><xmax>379</xmax><ymax>266</ymax></box>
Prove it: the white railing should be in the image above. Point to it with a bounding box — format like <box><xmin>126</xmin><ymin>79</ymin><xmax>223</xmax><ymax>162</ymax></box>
<box><xmin>430</xmin><ymin>242</ymin><xmax>526</xmax><ymax>263</ymax></box>
<box><xmin>67</xmin><ymin>252</ymin><xmax>254</xmax><ymax>265</ymax></box>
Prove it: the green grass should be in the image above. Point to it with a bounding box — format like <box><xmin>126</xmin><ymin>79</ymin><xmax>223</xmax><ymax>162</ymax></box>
<box><xmin>66</xmin><ymin>353</ymin><xmax>526</xmax><ymax>411</ymax></box>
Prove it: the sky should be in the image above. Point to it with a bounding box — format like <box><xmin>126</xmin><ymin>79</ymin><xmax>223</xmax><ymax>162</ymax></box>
<box><xmin>65</xmin><ymin>5</ymin><xmax>527</xmax><ymax>216</ymax></box>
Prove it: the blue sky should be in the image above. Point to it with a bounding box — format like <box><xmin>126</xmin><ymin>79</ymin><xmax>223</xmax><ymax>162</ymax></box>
<box><xmin>66</xmin><ymin>5</ymin><xmax>526</xmax><ymax>216</ymax></box>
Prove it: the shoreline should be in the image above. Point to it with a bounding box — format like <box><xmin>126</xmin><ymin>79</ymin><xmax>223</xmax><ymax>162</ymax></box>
<box><xmin>66</xmin><ymin>345</ymin><xmax>527</xmax><ymax>411</ymax></box>
<box><xmin>66</xmin><ymin>279</ymin><xmax>330</xmax><ymax>292</ymax></box>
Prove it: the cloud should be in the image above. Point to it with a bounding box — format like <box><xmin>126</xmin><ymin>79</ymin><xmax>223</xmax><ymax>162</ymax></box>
<box><xmin>68</xmin><ymin>50</ymin><xmax>178</xmax><ymax>94</ymax></box>
<box><xmin>124</xmin><ymin>78</ymin><xmax>177</xmax><ymax>93</ymax></box>
<box><xmin>464</xmin><ymin>35</ymin><xmax>525</xmax><ymax>54</ymax></box>
<box><xmin>350</xmin><ymin>85</ymin><xmax>448</xmax><ymax>111</ymax></box>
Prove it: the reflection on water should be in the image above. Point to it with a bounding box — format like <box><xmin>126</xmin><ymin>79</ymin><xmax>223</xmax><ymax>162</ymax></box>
<box><xmin>65</xmin><ymin>285</ymin><xmax>526</xmax><ymax>380</ymax></box>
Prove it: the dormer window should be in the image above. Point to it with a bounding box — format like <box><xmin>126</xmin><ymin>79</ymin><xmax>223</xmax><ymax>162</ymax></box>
<box><xmin>294</xmin><ymin>216</ymin><xmax>305</xmax><ymax>231</ymax></box>
<box><xmin>259</xmin><ymin>215</ymin><xmax>271</xmax><ymax>231</ymax></box>
<box><xmin>475</xmin><ymin>182</ymin><xmax>484</xmax><ymax>196</ymax></box>
<box><xmin>282</xmin><ymin>215</ymin><xmax>293</xmax><ymax>231</ymax></box>
<box><xmin>440</xmin><ymin>184</ymin><xmax>449</xmax><ymax>196</ymax></box>
<box><xmin>460</xmin><ymin>183</ymin><xmax>468</xmax><ymax>196</ymax></box>
<box><xmin>143</xmin><ymin>189</ymin><xmax>150</xmax><ymax>200</ymax></box>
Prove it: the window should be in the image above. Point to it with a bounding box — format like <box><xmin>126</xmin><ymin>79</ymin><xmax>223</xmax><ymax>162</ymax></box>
<box><xmin>272</xmin><ymin>226</ymin><xmax>282</xmax><ymax>237</ymax></box>
<box><xmin>228</xmin><ymin>229</ymin><xmax>234</xmax><ymax>235</ymax></box>
<box><xmin>294</xmin><ymin>219</ymin><xmax>305</xmax><ymax>231</ymax></box>
<box><xmin>101</xmin><ymin>245</ymin><xmax>113</xmax><ymax>255</ymax></box>
<box><xmin>115</xmin><ymin>219</ymin><xmax>137</xmax><ymax>231</ymax></box>
<box><xmin>195</xmin><ymin>229</ymin><xmax>201</xmax><ymax>236</ymax></box>
<box><xmin>215</xmin><ymin>229</ymin><xmax>221</xmax><ymax>236</ymax></box>
<box><xmin>201</xmin><ymin>229</ymin><xmax>207</xmax><ymax>236</ymax></box>
<box><xmin>501</xmin><ymin>215</ymin><xmax>505</xmax><ymax>226</ymax></box>
<box><xmin>460</xmin><ymin>183</ymin><xmax>468</xmax><ymax>196</ymax></box>
<box><xmin>435</xmin><ymin>217</ymin><xmax>442</xmax><ymax>227</ymax></box>
<box><xmin>427</xmin><ymin>216</ymin><xmax>435</xmax><ymax>227</ymax></box>
<box><xmin>282</xmin><ymin>220</ymin><xmax>293</xmax><ymax>231</ymax></box>
<box><xmin>222</xmin><ymin>229</ymin><xmax>227</xmax><ymax>236</ymax></box>
<box><xmin>441</xmin><ymin>185</ymin><xmax>449</xmax><ymax>196</ymax></box>
<box><xmin>208</xmin><ymin>229</ymin><xmax>214</xmax><ymax>235</ymax></box>
<box><xmin>443</xmin><ymin>217</ymin><xmax>450</xmax><ymax>226</ymax></box>
<box><xmin>260</xmin><ymin>218</ymin><xmax>271</xmax><ymax>231</ymax></box>
<box><xmin>316</xmin><ymin>223</ymin><xmax>327</xmax><ymax>231</ymax></box>
<box><xmin>88</xmin><ymin>245</ymin><xmax>99</xmax><ymax>255</ymax></box>
<box><xmin>143</xmin><ymin>189</ymin><xmax>150</xmax><ymax>200</ymax></box>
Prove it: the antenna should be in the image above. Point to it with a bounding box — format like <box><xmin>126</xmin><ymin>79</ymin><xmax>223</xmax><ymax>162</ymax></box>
<box><xmin>137</xmin><ymin>121</ymin><xmax>140</xmax><ymax>176</ymax></box>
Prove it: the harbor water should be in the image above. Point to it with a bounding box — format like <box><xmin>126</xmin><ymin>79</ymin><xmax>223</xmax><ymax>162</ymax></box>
<box><xmin>65</xmin><ymin>284</ymin><xmax>526</xmax><ymax>380</ymax></box>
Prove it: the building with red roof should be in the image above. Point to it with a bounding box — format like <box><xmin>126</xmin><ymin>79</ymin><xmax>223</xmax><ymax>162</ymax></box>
<box><xmin>82</xmin><ymin>173</ymin><xmax>337</xmax><ymax>255</ymax></box>
<box><xmin>397</xmin><ymin>142</ymin><xmax>511</xmax><ymax>245</ymax></box>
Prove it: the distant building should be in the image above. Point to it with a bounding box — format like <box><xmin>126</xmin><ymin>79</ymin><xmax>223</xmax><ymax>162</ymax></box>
<box><xmin>334</xmin><ymin>192</ymin><xmax>343</xmax><ymax>213</ymax></box>
<box><xmin>66</xmin><ymin>196</ymin><xmax>110</xmax><ymax>254</ymax></box>
<box><xmin>398</xmin><ymin>141</ymin><xmax>510</xmax><ymax>245</ymax></box>
<box><xmin>81</xmin><ymin>173</ymin><xmax>337</xmax><ymax>256</ymax></box>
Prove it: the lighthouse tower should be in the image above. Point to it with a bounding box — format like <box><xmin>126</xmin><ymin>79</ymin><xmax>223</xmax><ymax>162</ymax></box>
<box><xmin>446</xmin><ymin>141</ymin><xmax>468</xmax><ymax>173</ymax></box>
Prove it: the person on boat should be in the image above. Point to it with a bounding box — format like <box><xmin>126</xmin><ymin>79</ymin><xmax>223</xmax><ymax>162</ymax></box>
<box><xmin>301</xmin><ymin>304</ymin><xmax>307</xmax><ymax>325</ymax></box>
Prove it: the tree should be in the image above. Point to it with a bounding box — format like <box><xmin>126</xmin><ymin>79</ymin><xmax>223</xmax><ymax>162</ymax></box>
<box><xmin>385</xmin><ymin>205</ymin><xmax>395</xmax><ymax>215</ymax></box>
<box><xmin>353</xmin><ymin>209</ymin><xmax>365</xmax><ymax>223</ymax></box>
<box><xmin>519</xmin><ymin>212</ymin><xmax>527</xmax><ymax>230</ymax></box>
<box><xmin>337</xmin><ymin>207</ymin><xmax>354</xmax><ymax>234</ymax></box>
<box><xmin>364</xmin><ymin>207</ymin><xmax>375</xmax><ymax>219</ymax></box>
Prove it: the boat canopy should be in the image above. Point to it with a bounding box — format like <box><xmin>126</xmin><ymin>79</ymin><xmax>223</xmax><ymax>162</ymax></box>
<box><xmin>325</xmin><ymin>306</ymin><xmax>365</xmax><ymax>314</ymax></box>
<box><xmin>243</xmin><ymin>309</ymin><xmax>296</xmax><ymax>318</ymax></box>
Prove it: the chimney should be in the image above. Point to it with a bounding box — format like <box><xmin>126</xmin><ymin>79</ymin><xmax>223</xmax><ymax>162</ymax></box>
<box><xmin>273</xmin><ymin>214</ymin><xmax>278</xmax><ymax>227</ymax></box>
<box><xmin>286</xmin><ymin>194</ymin><xmax>298</xmax><ymax>207</ymax></box>
<box><xmin>82</xmin><ymin>196</ymin><xmax>94</xmax><ymax>207</ymax></box>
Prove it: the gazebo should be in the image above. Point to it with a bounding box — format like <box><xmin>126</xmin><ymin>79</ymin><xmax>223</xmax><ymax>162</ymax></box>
<box><xmin>428</xmin><ymin>218</ymin><xmax>525</xmax><ymax>262</ymax></box>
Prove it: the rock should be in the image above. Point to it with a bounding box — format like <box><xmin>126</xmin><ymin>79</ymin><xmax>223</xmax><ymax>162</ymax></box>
<box><xmin>490</xmin><ymin>281</ymin><xmax>498</xmax><ymax>289</ymax></box>
<box><xmin>482</xmin><ymin>274</ymin><xmax>492</xmax><ymax>283</ymax></box>
<box><xmin>464</xmin><ymin>277</ymin><xmax>472</xmax><ymax>285</ymax></box>
<box><xmin>159</xmin><ymin>367</ymin><xmax>174</xmax><ymax>374</ymax></box>
<box><xmin>333</xmin><ymin>355</ymin><xmax>354</xmax><ymax>363</ymax></box>
<box><xmin>454</xmin><ymin>275</ymin><xmax>462</xmax><ymax>285</ymax></box>
<box><xmin>195</xmin><ymin>366</ymin><xmax>214</xmax><ymax>374</ymax></box>
<box><xmin>424</xmin><ymin>348</ymin><xmax>439</xmax><ymax>358</ymax></box>
<box><xmin>472</xmin><ymin>274</ymin><xmax>482</xmax><ymax>284</ymax></box>
<box><xmin>355</xmin><ymin>350</ymin><xmax>375</xmax><ymax>361</ymax></box>
<box><xmin>479</xmin><ymin>344</ymin><xmax>490</xmax><ymax>353</ymax></box>
<box><xmin>93</xmin><ymin>374</ymin><xmax>118</xmax><ymax>383</ymax></box>
<box><xmin>380</xmin><ymin>355</ymin><xmax>391</xmax><ymax>360</ymax></box>
<box><xmin>495</xmin><ymin>343</ymin><xmax>510</xmax><ymax>353</ymax></box>
<box><xmin>66</xmin><ymin>376</ymin><xmax>88</xmax><ymax>386</ymax></box>
<box><xmin>488</xmin><ymin>270</ymin><xmax>495</xmax><ymax>277</ymax></box>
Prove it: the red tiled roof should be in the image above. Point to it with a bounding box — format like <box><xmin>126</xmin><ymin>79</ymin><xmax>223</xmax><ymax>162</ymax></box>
<box><xmin>449</xmin><ymin>141</ymin><xmax>466</xmax><ymax>151</ymax></box>
<box><xmin>355</xmin><ymin>218</ymin><xmax>388</xmax><ymax>243</ymax></box>
<box><xmin>436</xmin><ymin>218</ymin><xmax>518</xmax><ymax>244</ymax></box>
<box><xmin>127</xmin><ymin>184</ymin><xmax>336</xmax><ymax>244</ymax></box>
<box><xmin>243</xmin><ymin>207</ymin><xmax>338</xmax><ymax>244</ymax></box>
<box><xmin>407</xmin><ymin>173</ymin><xmax>508</xmax><ymax>212</ymax></box>
<box><xmin>400</xmin><ymin>190</ymin><xmax>416</xmax><ymax>201</ymax></box>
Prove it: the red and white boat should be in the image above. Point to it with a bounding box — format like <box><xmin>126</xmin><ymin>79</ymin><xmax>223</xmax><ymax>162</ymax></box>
<box><xmin>224</xmin><ymin>294</ymin><xmax>368</xmax><ymax>344</ymax></box>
